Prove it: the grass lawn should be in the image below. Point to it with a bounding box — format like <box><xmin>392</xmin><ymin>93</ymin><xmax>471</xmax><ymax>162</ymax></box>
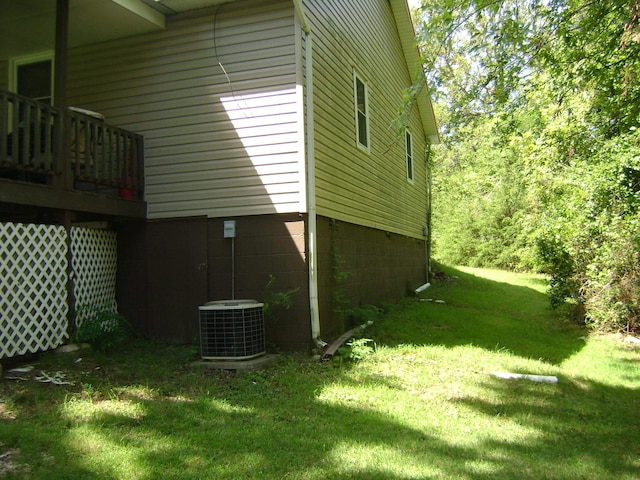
<box><xmin>1</xmin><ymin>265</ymin><xmax>639</xmax><ymax>479</ymax></box>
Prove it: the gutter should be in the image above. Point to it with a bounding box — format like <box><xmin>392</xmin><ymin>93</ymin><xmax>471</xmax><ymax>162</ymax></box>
<box><xmin>294</xmin><ymin>1</ymin><xmax>324</xmax><ymax>347</ymax></box>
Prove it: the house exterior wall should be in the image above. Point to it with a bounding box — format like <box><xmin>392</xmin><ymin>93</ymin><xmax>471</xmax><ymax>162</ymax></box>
<box><xmin>316</xmin><ymin>215</ymin><xmax>427</xmax><ymax>338</ymax></box>
<box><xmin>62</xmin><ymin>0</ymin><xmax>312</xmax><ymax>351</ymax></box>
<box><xmin>66</xmin><ymin>0</ymin><xmax>304</xmax><ymax>220</ymax></box>
<box><xmin>206</xmin><ymin>213</ymin><xmax>310</xmax><ymax>349</ymax></box>
<box><xmin>116</xmin><ymin>214</ymin><xmax>311</xmax><ymax>350</ymax></box>
<box><xmin>1</xmin><ymin>1</ymin><xmax>435</xmax><ymax>352</ymax></box>
<box><xmin>77</xmin><ymin>0</ymin><xmax>432</xmax><ymax>350</ymax></box>
<box><xmin>304</xmin><ymin>0</ymin><xmax>430</xmax><ymax>240</ymax></box>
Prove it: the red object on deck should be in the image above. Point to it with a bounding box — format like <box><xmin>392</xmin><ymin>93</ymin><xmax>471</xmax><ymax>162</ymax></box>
<box><xmin>119</xmin><ymin>175</ymin><xmax>135</xmax><ymax>199</ymax></box>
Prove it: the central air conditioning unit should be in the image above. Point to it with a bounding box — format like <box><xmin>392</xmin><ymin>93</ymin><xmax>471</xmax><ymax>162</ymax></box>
<box><xmin>198</xmin><ymin>299</ymin><xmax>265</xmax><ymax>360</ymax></box>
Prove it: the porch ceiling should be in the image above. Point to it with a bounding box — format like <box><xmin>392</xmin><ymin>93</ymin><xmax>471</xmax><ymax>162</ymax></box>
<box><xmin>0</xmin><ymin>0</ymin><xmax>234</xmax><ymax>60</ymax></box>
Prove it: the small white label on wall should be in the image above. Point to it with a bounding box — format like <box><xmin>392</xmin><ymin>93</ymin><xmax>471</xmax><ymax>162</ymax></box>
<box><xmin>224</xmin><ymin>220</ymin><xmax>236</xmax><ymax>238</ymax></box>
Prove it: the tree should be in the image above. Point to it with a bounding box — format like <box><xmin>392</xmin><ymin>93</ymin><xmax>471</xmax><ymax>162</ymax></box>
<box><xmin>416</xmin><ymin>0</ymin><xmax>640</xmax><ymax>136</ymax></box>
<box><xmin>414</xmin><ymin>0</ymin><xmax>640</xmax><ymax>332</ymax></box>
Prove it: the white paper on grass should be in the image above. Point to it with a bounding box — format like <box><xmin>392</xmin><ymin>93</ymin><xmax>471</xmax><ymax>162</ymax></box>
<box><xmin>491</xmin><ymin>372</ymin><xmax>559</xmax><ymax>383</ymax></box>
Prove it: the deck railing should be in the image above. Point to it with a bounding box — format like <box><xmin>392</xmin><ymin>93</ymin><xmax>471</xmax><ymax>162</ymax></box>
<box><xmin>0</xmin><ymin>90</ymin><xmax>144</xmax><ymax>199</ymax></box>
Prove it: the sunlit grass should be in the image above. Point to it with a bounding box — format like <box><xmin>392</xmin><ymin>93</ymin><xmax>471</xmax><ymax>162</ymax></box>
<box><xmin>0</xmin><ymin>265</ymin><xmax>639</xmax><ymax>479</ymax></box>
<box><xmin>61</xmin><ymin>397</ymin><xmax>145</xmax><ymax>423</ymax></box>
<box><xmin>560</xmin><ymin>334</ymin><xmax>640</xmax><ymax>386</ymax></box>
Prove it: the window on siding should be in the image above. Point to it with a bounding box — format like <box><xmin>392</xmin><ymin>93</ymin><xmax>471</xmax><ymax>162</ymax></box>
<box><xmin>354</xmin><ymin>73</ymin><xmax>369</xmax><ymax>150</ymax></box>
<box><xmin>12</xmin><ymin>52</ymin><xmax>54</xmax><ymax>104</ymax></box>
<box><xmin>405</xmin><ymin>129</ymin><xmax>414</xmax><ymax>182</ymax></box>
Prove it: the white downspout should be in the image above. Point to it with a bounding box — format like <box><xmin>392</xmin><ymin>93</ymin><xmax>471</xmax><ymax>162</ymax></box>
<box><xmin>425</xmin><ymin>141</ymin><xmax>433</xmax><ymax>284</ymax></box>
<box><xmin>416</xmin><ymin>142</ymin><xmax>432</xmax><ymax>295</ymax></box>
<box><xmin>306</xmin><ymin>35</ymin><xmax>324</xmax><ymax>346</ymax></box>
<box><xmin>294</xmin><ymin>1</ymin><xmax>324</xmax><ymax>347</ymax></box>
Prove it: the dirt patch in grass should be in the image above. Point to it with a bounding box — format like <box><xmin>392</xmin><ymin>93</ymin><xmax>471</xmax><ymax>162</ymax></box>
<box><xmin>0</xmin><ymin>444</ymin><xmax>29</xmax><ymax>476</ymax></box>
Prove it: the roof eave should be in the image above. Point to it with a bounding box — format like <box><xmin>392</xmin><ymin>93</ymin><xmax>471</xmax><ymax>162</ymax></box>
<box><xmin>389</xmin><ymin>0</ymin><xmax>440</xmax><ymax>144</ymax></box>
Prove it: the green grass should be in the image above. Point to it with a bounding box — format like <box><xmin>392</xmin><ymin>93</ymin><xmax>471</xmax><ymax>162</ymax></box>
<box><xmin>1</xmin><ymin>265</ymin><xmax>639</xmax><ymax>479</ymax></box>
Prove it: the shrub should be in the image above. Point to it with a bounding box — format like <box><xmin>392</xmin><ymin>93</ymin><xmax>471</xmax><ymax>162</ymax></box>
<box><xmin>262</xmin><ymin>275</ymin><xmax>299</xmax><ymax>322</ymax></box>
<box><xmin>533</xmin><ymin>131</ymin><xmax>640</xmax><ymax>333</ymax></box>
<box><xmin>581</xmin><ymin>219</ymin><xmax>640</xmax><ymax>332</ymax></box>
<box><xmin>73</xmin><ymin>305</ymin><xmax>132</xmax><ymax>351</ymax></box>
<box><xmin>535</xmin><ymin>236</ymin><xmax>579</xmax><ymax>309</ymax></box>
<box><xmin>338</xmin><ymin>337</ymin><xmax>375</xmax><ymax>362</ymax></box>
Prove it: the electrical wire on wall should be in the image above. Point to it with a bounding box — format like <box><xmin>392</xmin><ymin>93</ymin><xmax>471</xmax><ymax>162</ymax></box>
<box><xmin>212</xmin><ymin>2</ymin><xmax>251</xmax><ymax>116</ymax></box>
<box><xmin>212</xmin><ymin>4</ymin><xmax>232</xmax><ymax>93</ymax></box>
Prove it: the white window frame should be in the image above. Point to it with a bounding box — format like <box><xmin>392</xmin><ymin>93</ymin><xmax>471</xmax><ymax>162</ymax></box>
<box><xmin>354</xmin><ymin>71</ymin><xmax>370</xmax><ymax>152</ymax></box>
<box><xmin>405</xmin><ymin>128</ymin><xmax>414</xmax><ymax>183</ymax></box>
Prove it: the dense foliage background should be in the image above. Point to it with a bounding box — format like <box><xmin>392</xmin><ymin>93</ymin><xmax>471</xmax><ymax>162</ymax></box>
<box><xmin>413</xmin><ymin>0</ymin><xmax>640</xmax><ymax>332</ymax></box>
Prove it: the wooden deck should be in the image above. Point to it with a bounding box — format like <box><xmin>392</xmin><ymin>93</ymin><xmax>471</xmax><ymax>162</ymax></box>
<box><xmin>0</xmin><ymin>90</ymin><xmax>145</xmax><ymax>218</ymax></box>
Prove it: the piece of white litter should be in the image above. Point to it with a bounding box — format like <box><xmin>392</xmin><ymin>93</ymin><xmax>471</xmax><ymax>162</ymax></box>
<box><xmin>7</xmin><ymin>365</ymin><xmax>35</xmax><ymax>374</ymax></box>
<box><xmin>55</xmin><ymin>344</ymin><xmax>80</xmax><ymax>353</ymax></box>
<box><xmin>491</xmin><ymin>372</ymin><xmax>558</xmax><ymax>384</ymax></box>
<box><xmin>625</xmin><ymin>336</ymin><xmax>640</xmax><ymax>345</ymax></box>
<box><xmin>34</xmin><ymin>371</ymin><xmax>74</xmax><ymax>386</ymax></box>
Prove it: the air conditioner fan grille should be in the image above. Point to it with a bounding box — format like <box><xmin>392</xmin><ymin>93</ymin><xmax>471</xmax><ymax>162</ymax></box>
<box><xmin>199</xmin><ymin>301</ymin><xmax>265</xmax><ymax>360</ymax></box>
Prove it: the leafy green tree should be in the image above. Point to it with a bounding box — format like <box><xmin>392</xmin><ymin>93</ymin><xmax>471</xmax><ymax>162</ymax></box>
<box><xmin>415</xmin><ymin>0</ymin><xmax>640</xmax><ymax>135</ymax></box>
<box><xmin>414</xmin><ymin>0</ymin><xmax>640</xmax><ymax>332</ymax></box>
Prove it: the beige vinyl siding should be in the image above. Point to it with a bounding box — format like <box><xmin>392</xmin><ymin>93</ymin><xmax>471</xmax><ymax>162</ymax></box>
<box><xmin>66</xmin><ymin>0</ymin><xmax>302</xmax><ymax>219</ymax></box>
<box><xmin>305</xmin><ymin>0</ymin><xmax>429</xmax><ymax>239</ymax></box>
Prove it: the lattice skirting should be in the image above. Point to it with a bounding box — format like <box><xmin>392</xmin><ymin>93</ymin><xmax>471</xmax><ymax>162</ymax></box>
<box><xmin>0</xmin><ymin>222</ymin><xmax>118</xmax><ymax>359</ymax></box>
<box><xmin>71</xmin><ymin>227</ymin><xmax>118</xmax><ymax>326</ymax></box>
<box><xmin>0</xmin><ymin>223</ymin><xmax>69</xmax><ymax>358</ymax></box>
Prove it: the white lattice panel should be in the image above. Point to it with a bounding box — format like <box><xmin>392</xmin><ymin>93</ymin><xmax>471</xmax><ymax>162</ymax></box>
<box><xmin>71</xmin><ymin>227</ymin><xmax>118</xmax><ymax>325</ymax></box>
<box><xmin>0</xmin><ymin>222</ymin><xmax>69</xmax><ymax>359</ymax></box>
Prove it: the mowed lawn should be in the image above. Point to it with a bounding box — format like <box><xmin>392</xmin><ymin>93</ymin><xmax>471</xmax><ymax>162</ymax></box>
<box><xmin>1</xmin><ymin>265</ymin><xmax>639</xmax><ymax>479</ymax></box>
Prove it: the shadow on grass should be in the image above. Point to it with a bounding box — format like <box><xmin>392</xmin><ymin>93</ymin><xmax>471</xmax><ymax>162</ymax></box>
<box><xmin>3</xmin><ymin>347</ymin><xmax>638</xmax><ymax>480</ymax></box>
<box><xmin>371</xmin><ymin>265</ymin><xmax>587</xmax><ymax>365</ymax></box>
<box><xmin>72</xmin><ymin>379</ymin><xmax>640</xmax><ymax>479</ymax></box>
<box><xmin>1</xmin><ymin>264</ymin><xmax>638</xmax><ymax>479</ymax></box>
<box><xmin>0</xmin><ymin>351</ymin><xmax>475</xmax><ymax>479</ymax></box>
<box><xmin>452</xmin><ymin>374</ymin><xmax>640</xmax><ymax>479</ymax></box>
